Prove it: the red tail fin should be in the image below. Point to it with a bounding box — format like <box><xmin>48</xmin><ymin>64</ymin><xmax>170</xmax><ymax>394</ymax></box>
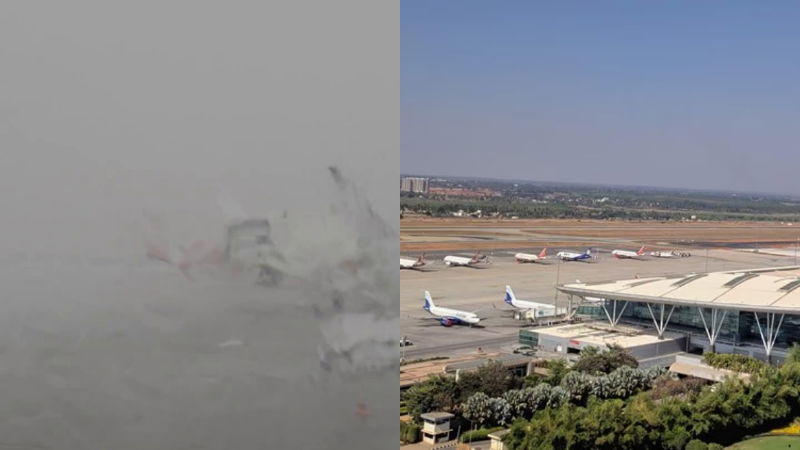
<box><xmin>539</xmin><ymin>248</ymin><xmax>547</xmax><ymax>258</ymax></box>
<box><xmin>637</xmin><ymin>245</ymin><xmax>646</xmax><ymax>255</ymax></box>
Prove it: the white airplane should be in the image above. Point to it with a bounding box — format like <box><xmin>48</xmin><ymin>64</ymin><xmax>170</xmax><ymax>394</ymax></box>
<box><xmin>443</xmin><ymin>253</ymin><xmax>487</xmax><ymax>267</ymax></box>
<box><xmin>400</xmin><ymin>254</ymin><xmax>426</xmax><ymax>270</ymax></box>
<box><xmin>650</xmin><ymin>250</ymin><xmax>678</xmax><ymax>258</ymax></box>
<box><xmin>503</xmin><ymin>285</ymin><xmax>565</xmax><ymax>318</ymax></box>
<box><xmin>423</xmin><ymin>291</ymin><xmax>482</xmax><ymax>326</ymax></box>
<box><xmin>514</xmin><ymin>248</ymin><xmax>548</xmax><ymax>263</ymax></box>
<box><xmin>611</xmin><ymin>245</ymin><xmax>647</xmax><ymax>259</ymax></box>
<box><xmin>555</xmin><ymin>248</ymin><xmax>593</xmax><ymax>262</ymax></box>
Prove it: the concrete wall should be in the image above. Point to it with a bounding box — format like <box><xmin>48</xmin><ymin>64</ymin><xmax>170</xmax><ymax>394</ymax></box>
<box><xmin>536</xmin><ymin>333</ymin><xmax>687</xmax><ymax>362</ymax></box>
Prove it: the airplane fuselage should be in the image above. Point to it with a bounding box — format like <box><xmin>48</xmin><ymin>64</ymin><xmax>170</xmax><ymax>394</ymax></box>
<box><xmin>650</xmin><ymin>251</ymin><xmax>677</xmax><ymax>258</ymax></box>
<box><xmin>514</xmin><ymin>253</ymin><xmax>541</xmax><ymax>263</ymax></box>
<box><xmin>611</xmin><ymin>250</ymin><xmax>641</xmax><ymax>258</ymax></box>
<box><xmin>443</xmin><ymin>255</ymin><xmax>482</xmax><ymax>266</ymax></box>
<box><xmin>556</xmin><ymin>251</ymin><xmax>591</xmax><ymax>261</ymax></box>
<box><xmin>400</xmin><ymin>257</ymin><xmax>424</xmax><ymax>269</ymax></box>
<box><xmin>423</xmin><ymin>291</ymin><xmax>481</xmax><ymax>326</ymax></box>
<box><xmin>611</xmin><ymin>246</ymin><xmax>645</xmax><ymax>259</ymax></box>
<box><xmin>426</xmin><ymin>306</ymin><xmax>481</xmax><ymax>325</ymax></box>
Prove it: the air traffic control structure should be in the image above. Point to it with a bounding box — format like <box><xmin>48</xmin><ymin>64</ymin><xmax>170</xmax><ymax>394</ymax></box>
<box><xmin>558</xmin><ymin>266</ymin><xmax>800</xmax><ymax>363</ymax></box>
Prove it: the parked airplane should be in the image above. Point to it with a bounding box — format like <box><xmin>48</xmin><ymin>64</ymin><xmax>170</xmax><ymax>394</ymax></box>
<box><xmin>555</xmin><ymin>248</ymin><xmax>593</xmax><ymax>262</ymax></box>
<box><xmin>611</xmin><ymin>246</ymin><xmax>647</xmax><ymax>259</ymax></box>
<box><xmin>650</xmin><ymin>250</ymin><xmax>678</xmax><ymax>258</ymax></box>
<box><xmin>443</xmin><ymin>253</ymin><xmax>487</xmax><ymax>267</ymax></box>
<box><xmin>514</xmin><ymin>248</ymin><xmax>548</xmax><ymax>263</ymax></box>
<box><xmin>503</xmin><ymin>285</ymin><xmax>565</xmax><ymax>318</ymax></box>
<box><xmin>423</xmin><ymin>291</ymin><xmax>482</xmax><ymax>326</ymax></box>
<box><xmin>400</xmin><ymin>254</ymin><xmax>426</xmax><ymax>270</ymax></box>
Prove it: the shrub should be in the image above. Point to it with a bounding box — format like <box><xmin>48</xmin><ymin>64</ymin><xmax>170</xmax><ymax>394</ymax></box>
<box><xmin>703</xmin><ymin>353</ymin><xmax>764</xmax><ymax>373</ymax></box>
<box><xmin>560</xmin><ymin>366</ymin><xmax>665</xmax><ymax>404</ymax></box>
<box><xmin>650</xmin><ymin>376</ymin><xmax>709</xmax><ymax>400</ymax></box>
<box><xmin>543</xmin><ymin>359</ymin><xmax>570</xmax><ymax>386</ymax></box>
<box><xmin>786</xmin><ymin>342</ymin><xmax>800</xmax><ymax>365</ymax></box>
<box><xmin>400</xmin><ymin>421</ymin><xmax>420</xmax><ymax>443</ymax></box>
<box><xmin>685</xmin><ymin>439</ymin><xmax>709</xmax><ymax>450</ymax></box>
<box><xmin>462</xmin><ymin>392</ymin><xmax>512</xmax><ymax>428</ymax></box>
<box><xmin>459</xmin><ymin>426</ymin><xmax>504</xmax><ymax>443</ymax></box>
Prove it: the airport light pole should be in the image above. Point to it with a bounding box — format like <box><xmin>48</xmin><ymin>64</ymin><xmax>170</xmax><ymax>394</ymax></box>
<box><xmin>554</xmin><ymin>259</ymin><xmax>561</xmax><ymax>302</ymax></box>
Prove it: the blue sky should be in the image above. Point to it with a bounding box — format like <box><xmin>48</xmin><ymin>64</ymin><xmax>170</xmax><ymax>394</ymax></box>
<box><xmin>402</xmin><ymin>1</ymin><xmax>800</xmax><ymax>194</ymax></box>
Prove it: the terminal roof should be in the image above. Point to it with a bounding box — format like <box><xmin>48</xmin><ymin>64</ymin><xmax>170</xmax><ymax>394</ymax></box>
<box><xmin>559</xmin><ymin>266</ymin><xmax>800</xmax><ymax>314</ymax></box>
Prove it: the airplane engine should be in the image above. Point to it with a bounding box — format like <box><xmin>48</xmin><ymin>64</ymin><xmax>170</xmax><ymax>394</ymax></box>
<box><xmin>439</xmin><ymin>318</ymin><xmax>454</xmax><ymax>327</ymax></box>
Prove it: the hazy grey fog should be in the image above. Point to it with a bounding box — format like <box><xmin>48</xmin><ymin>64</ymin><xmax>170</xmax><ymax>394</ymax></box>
<box><xmin>0</xmin><ymin>2</ymin><xmax>398</xmax><ymax>449</ymax></box>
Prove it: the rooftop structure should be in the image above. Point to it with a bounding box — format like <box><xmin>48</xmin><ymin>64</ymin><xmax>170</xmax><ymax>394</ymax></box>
<box><xmin>420</xmin><ymin>412</ymin><xmax>454</xmax><ymax>445</ymax></box>
<box><xmin>668</xmin><ymin>353</ymin><xmax>751</xmax><ymax>382</ymax></box>
<box><xmin>521</xmin><ymin>321</ymin><xmax>686</xmax><ymax>361</ymax></box>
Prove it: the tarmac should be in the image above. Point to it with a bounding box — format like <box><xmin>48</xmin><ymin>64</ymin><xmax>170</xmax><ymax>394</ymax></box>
<box><xmin>401</xmin><ymin>247</ymin><xmax>793</xmax><ymax>358</ymax></box>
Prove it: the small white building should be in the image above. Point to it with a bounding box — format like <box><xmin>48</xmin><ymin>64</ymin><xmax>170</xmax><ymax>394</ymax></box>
<box><xmin>488</xmin><ymin>429</ymin><xmax>510</xmax><ymax>450</ymax></box>
<box><xmin>420</xmin><ymin>412</ymin><xmax>454</xmax><ymax>444</ymax></box>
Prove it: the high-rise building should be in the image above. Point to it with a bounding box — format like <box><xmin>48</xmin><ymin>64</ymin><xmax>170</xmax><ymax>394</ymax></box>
<box><xmin>400</xmin><ymin>177</ymin><xmax>429</xmax><ymax>193</ymax></box>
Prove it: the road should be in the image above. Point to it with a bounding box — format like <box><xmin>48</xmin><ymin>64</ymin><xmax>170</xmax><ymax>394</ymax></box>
<box><xmin>402</xmin><ymin>335</ymin><xmax>519</xmax><ymax>359</ymax></box>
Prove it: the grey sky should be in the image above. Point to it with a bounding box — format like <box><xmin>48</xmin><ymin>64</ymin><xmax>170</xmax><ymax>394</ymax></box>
<box><xmin>1</xmin><ymin>1</ymin><xmax>396</xmax><ymax>257</ymax></box>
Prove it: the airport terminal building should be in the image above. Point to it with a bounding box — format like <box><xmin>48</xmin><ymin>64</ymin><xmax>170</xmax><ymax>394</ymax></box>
<box><xmin>557</xmin><ymin>266</ymin><xmax>800</xmax><ymax>363</ymax></box>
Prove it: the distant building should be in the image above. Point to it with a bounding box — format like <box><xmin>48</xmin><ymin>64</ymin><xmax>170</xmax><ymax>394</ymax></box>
<box><xmin>400</xmin><ymin>177</ymin><xmax>429</xmax><ymax>194</ymax></box>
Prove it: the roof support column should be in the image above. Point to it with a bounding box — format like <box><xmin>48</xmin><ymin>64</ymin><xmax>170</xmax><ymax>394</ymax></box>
<box><xmin>698</xmin><ymin>307</ymin><xmax>727</xmax><ymax>353</ymax></box>
<box><xmin>646</xmin><ymin>303</ymin><xmax>675</xmax><ymax>339</ymax></box>
<box><xmin>753</xmin><ymin>312</ymin><xmax>784</xmax><ymax>363</ymax></box>
<box><xmin>567</xmin><ymin>295</ymin><xmax>580</xmax><ymax>320</ymax></box>
<box><xmin>601</xmin><ymin>299</ymin><xmax>628</xmax><ymax>328</ymax></box>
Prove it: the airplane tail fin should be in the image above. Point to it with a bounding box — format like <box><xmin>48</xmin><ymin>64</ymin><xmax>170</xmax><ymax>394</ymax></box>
<box><xmin>586</xmin><ymin>249</ymin><xmax>592</xmax><ymax>255</ymax></box>
<box><xmin>418</xmin><ymin>253</ymin><xmax>426</xmax><ymax>264</ymax></box>
<box><xmin>504</xmin><ymin>285</ymin><xmax>516</xmax><ymax>304</ymax></box>
<box><xmin>637</xmin><ymin>245</ymin><xmax>646</xmax><ymax>255</ymax></box>
<box><xmin>539</xmin><ymin>248</ymin><xmax>547</xmax><ymax>258</ymax></box>
<box><xmin>424</xmin><ymin>291</ymin><xmax>434</xmax><ymax>310</ymax></box>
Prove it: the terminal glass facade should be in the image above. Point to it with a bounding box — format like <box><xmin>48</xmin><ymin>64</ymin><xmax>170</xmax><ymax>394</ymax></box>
<box><xmin>518</xmin><ymin>329</ymin><xmax>539</xmax><ymax>348</ymax></box>
<box><xmin>578</xmin><ymin>302</ymin><xmax>800</xmax><ymax>349</ymax></box>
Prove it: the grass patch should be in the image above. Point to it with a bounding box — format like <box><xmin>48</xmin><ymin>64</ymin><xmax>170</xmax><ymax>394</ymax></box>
<box><xmin>727</xmin><ymin>435</ymin><xmax>800</xmax><ymax>449</ymax></box>
<box><xmin>400</xmin><ymin>356</ymin><xmax>449</xmax><ymax>366</ymax></box>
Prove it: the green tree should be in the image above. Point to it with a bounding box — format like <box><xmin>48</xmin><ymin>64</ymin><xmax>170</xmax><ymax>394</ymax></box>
<box><xmin>457</xmin><ymin>360</ymin><xmax>521</xmax><ymax>400</ymax></box>
<box><xmin>786</xmin><ymin>342</ymin><xmax>800</xmax><ymax>364</ymax></box>
<box><xmin>462</xmin><ymin>392</ymin><xmax>512</xmax><ymax>428</ymax></box>
<box><xmin>572</xmin><ymin>344</ymin><xmax>638</xmax><ymax>374</ymax></box>
<box><xmin>402</xmin><ymin>374</ymin><xmax>460</xmax><ymax>422</ymax></box>
<box><xmin>543</xmin><ymin>358</ymin><xmax>570</xmax><ymax>386</ymax></box>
